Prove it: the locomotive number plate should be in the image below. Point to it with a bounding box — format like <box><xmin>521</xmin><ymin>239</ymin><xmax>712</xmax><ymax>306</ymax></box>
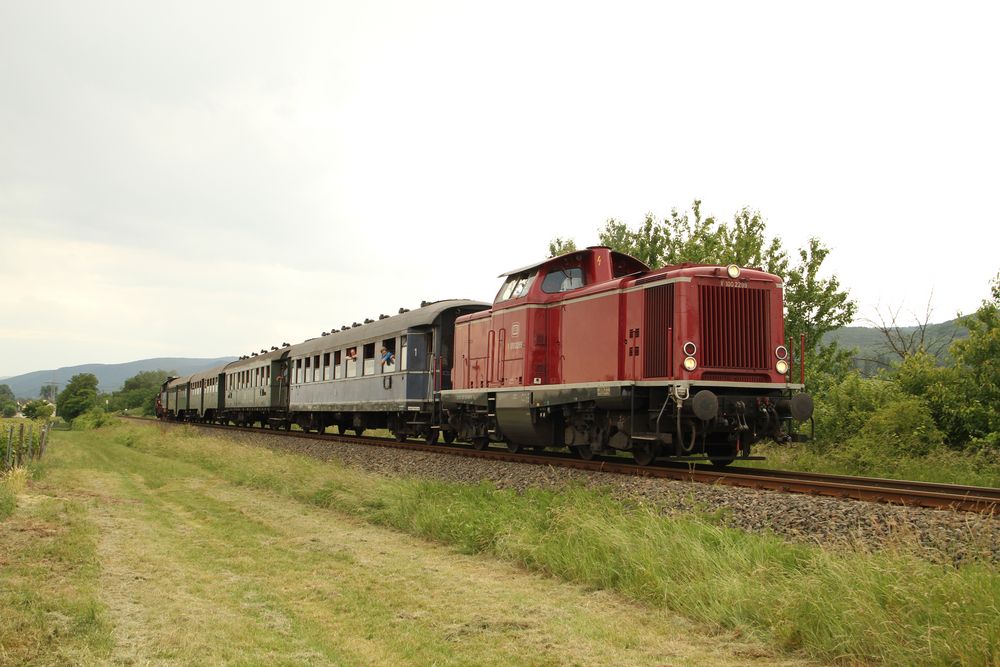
<box><xmin>721</xmin><ymin>280</ymin><xmax>748</xmax><ymax>288</ymax></box>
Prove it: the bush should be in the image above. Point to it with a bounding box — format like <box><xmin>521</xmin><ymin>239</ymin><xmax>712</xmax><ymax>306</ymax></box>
<box><xmin>72</xmin><ymin>408</ymin><xmax>113</xmax><ymax>431</ymax></box>
<box><xmin>813</xmin><ymin>372</ymin><xmax>943</xmax><ymax>461</ymax></box>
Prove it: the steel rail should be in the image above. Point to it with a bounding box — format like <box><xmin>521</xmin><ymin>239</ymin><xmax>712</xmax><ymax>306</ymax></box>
<box><xmin>139</xmin><ymin>418</ymin><xmax>1000</xmax><ymax>514</ymax></box>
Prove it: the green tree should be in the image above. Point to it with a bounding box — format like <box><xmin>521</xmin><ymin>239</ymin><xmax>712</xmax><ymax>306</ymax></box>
<box><xmin>0</xmin><ymin>384</ymin><xmax>14</xmax><ymax>404</ymax></box>
<box><xmin>1</xmin><ymin>403</ymin><xmax>15</xmax><ymax>418</ymax></box>
<box><xmin>550</xmin><ymin>200</ymin><xmax>857</xmax><ymax>375</ymax></box>
<box><xmin>22</xmin><ymin>400</ymin><xmax>54</xmax><ymax>420</ymax></box>
<box><xmin>57</xmin><ymin>373</ymin><xmax>100</xmax><ymax>421</ymax></box>
<box><xmin>109</xmin><ymin>370</ymin><xmax>171</xmax><ymax>415</ymax></box>
<box><xmin>547</xmin><ymin>237</ymin><xmax>578</xmax><ymax>257</ymax></box>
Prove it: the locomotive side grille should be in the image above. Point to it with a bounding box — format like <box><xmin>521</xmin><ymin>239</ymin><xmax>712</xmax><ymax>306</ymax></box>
<box><xmin>699</xmin><ymin>285</ymin><xmax>770</xmax><ymax>370</ymax></box>
<box><xmin>643</xmin><ymin>284</ymin><xmax>675</xmax><ymax>377</ymax></box>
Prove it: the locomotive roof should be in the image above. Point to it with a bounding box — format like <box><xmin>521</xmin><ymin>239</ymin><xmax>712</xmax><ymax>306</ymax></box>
<box><xmin>287</xmin><ymin>299</ymin><xmax>490</xmax><ymax>358</ymax></box>
<box><xmin>498</xmin><ymin>246</ymin><xmax>650</xmax><ymax>277</ymax></box>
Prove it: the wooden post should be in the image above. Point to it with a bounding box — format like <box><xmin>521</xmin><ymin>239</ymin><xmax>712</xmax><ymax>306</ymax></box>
<box><xmin>4</xmin><ymin>425</ymin><xmax>11</xmax><ymax>471</ymax></box>
<box><xmin>38</xmin><ymin>423</ymin><xmax>49</xmax><ymax>460</ymax></box>
<box><xmin>26</xmin><ymin>424</ymin><xmax>34</xmax><ymax>460</ymax></box>
<box><xmin>16</xmin><ymin>423</ymin><xmax>25</xmax><ymax>467</ymax></box>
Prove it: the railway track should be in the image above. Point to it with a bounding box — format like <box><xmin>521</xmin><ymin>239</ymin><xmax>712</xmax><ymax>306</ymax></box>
<box><xmin>143</xmin><ymin>418</ymin><xmax>1000</xmax><ymax>514</ymax></box>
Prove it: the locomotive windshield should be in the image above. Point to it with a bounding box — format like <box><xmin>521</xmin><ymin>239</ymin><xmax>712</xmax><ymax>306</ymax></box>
<box><xmin>495</xmin><ymin>270</ymin><xmax>537</xmax><ymax>303</ymax></box>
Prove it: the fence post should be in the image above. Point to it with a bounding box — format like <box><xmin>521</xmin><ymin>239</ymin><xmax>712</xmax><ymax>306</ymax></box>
<box><xmin>26</xmin><ymin>424</ymin><xmax>34</xmax><ymax>460</ymax></box>
<box><xmin>17</xmin><ymin>423</ymin><xmax>25</xmax><ymax>467</ymax></box>
<box><xmin>38</xmin><ymin>423</ymin><xmax>49</xmax><ymax>460</ymax></box>
<box><xmin>5</xmin><ymin>425</ymin><xmax>12</xmax><ymax>471</ymax></box>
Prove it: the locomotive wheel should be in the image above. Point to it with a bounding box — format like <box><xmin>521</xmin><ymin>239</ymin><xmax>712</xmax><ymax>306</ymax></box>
<box><xmin>710</xmin><ymin>458</ymin><xmax>735</xmax><ymax>468</ymax></box>
<box><xmin>506</xmin><ymin>441</ymin><xmax>522</xmax><ymax>454</ymax></box>
<box><xmin>575</xmin><ymin>443</ymin><xmax>596</xmax><ymax>460</ymax></box>
<box><xmin>472</xmin><ymin>437</ymin><xmax>489</xmax><ymax>450</ymax></box>
<box><xmin>424</xmin><ymin>430</ymin><xmax>438</xmax><ymax>445</ymax></box>
<box><xmin>393</xmin><ymin>430</ymin><xmax>407</xmax><ymax>442</ymax></box>
<box><xmin>443</xmin><ymin>430</ymin><xmax>456</xmax><ymax>444</ymax></box>
<box><xmin>632</xmin><ymin>442</ymin><xmax>657</xmax><ymax>466</ymax></box>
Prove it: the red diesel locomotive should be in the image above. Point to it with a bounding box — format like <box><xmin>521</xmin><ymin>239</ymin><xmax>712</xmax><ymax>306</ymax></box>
<box><xmin>442</xmin><ymin>246</ymin><xmax>813</xmax><ymax>465</ymax></box>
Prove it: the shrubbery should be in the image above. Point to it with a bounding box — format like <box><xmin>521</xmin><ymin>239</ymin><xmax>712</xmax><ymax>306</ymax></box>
<box><xmin>809</xmin><ymin>273</ymin><xmax>1000</xmax><ymax>468</ymax></box>
<box><xmin>71</xmin><ymin>408</ymin><xmax>113</xmax><ymax>431</ymax></box>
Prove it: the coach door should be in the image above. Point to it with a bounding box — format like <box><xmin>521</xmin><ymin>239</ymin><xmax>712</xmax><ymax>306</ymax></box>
<box><xmin>270</xmin><ymin>359</ymin><xmax>289</xmax><ymax>409</ymax></box>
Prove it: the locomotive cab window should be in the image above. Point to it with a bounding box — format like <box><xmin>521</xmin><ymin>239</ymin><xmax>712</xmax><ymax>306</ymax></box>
<box><xmin>495</xmin><ymin>270</ymin><xmax>537</xmax><ymax>303</ymax></box>
<box><xmin>400</xmin><ymin>336</ymin><xmax>408</xmax><ymax>371</ymax></box>
<box><xmin>541</xmin><ymin>267</ymin><xmax>586</xmax><ymax>293</ymax></box>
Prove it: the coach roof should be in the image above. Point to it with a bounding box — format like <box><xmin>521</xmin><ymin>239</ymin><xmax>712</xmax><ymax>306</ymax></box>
<box><xmin>288</xmin><ymin>299</ymin><xmax>489</xmax><ymax>358</ymax></box>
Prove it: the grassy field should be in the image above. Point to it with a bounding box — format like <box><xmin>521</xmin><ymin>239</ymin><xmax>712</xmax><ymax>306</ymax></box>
<box><xmin>2</xmin><ymin>422</ymin><xmax>814</xmax><ymax>667</ymax></box>
<box><xmin>3</xmin><ymin>422</ymin><xmax>1000</xmax><ymax>666</ymax></box>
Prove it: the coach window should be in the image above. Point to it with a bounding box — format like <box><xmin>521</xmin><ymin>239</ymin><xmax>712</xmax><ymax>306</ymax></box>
<box><xmin>313</xmin><ymin>355</ymin><xmax>320</xmax><ymax>382</ymax></box>
<box><xmin>294</xmin><ymin>359</ymin><xmax>302</xmax><ymax>384</ymax></box>
<box><xmin>334</xmin><ymin>350</ymin><xmax>343</xmax><ymax>379</ymax></box>
<box><xmin>323</xmin><ymin>353</ymin><xmax>331</xmax><ymax>381</ymax></box>
<box><xmin>541</xmin><ymin>267</ymin><xmax>585</xmax><ymax>293</ymax></box>
<box><xmin>362</xmin><ymin>343</ymin><xmax>376</xmax><ymax>376</ymax></box>
<box><xmin>304</xmin><ymin>356</ymin><xmax>312</xmax><ymax>383</ymax></box>
<box><xmin>346</xmin><ymin>348</ymin><xmax>358</xmax><ymax>377</ymax></box>
<box><xmin>380</xmin><ymin>338</ymin><xmax>396</xmax><ymax>372</ymax></box>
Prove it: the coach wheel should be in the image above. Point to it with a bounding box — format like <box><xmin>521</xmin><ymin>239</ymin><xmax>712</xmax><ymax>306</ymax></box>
<box><xmin>393</xmin><ymin>430</ymin><xmax>407</xmax><ymax>442</ymax></box>
<box><xmin>443</xmin><ymin>430</ymin><xmax>456</xmax><ymax>444</ymax></box>
<box><xmin>472</xmin><ymin>437</ymin><xmax>488</xmax><ymax>451</ymax></box>
<box><xmin>575</xmin><ymin>443</ymin><xmax>596</xmax><ymax>460</ymax></box>
<box><xmin>424</xmin><ymin>430</ymin><xmax>438</xmax><ymax>445</ymax></box>
<box><xmin>353</xmin><ymin>427</ymin><xmax>364</xmax><ymax>437</ymax></box>
<box><xmin>632</xmin><ymin>441</ymin><xmax>657</xmax><ymax>466</ymax></box>
<box><xmin>506</xmin><ymin>441</ymin><xmax>522</xmax><ymax>454</ymax></box>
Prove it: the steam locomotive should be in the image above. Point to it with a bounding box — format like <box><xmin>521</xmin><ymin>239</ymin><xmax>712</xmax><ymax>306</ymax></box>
<box><xmin>159</xmin><ymin>246</ymin><xmax>813</xmax><ymax>465</ymax></box>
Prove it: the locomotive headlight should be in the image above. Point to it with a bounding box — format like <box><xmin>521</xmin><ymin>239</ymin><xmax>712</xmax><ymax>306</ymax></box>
<box><xmin>775</xmin><ymin>345</ymin><xmax>788</xmax><ymax>360</ymax></box>
<box><xmin>776</xmin><ymin>359</ymin><xmax>789</xmax><ymax>375</ymax></box>
<box><xmin>726</xmin><ymin>264</ymin><xmax>741</xmax><ymax>279</ymax></box>
<box><xmin>683</xmin><ymin>341</ymin><xmax>697</xmax><ymax>356</ymax></box>
<box><xmin>683</xmin><ymin>356</ymin><xmax>698</xmax><ymax>371</ymax></box>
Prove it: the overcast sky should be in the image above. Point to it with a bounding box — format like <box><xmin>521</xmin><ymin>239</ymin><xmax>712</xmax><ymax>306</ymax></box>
<box><xmin>2</xmin><ymin>1</ymin><xmax>998</xmax><ymax>379</ymax></box>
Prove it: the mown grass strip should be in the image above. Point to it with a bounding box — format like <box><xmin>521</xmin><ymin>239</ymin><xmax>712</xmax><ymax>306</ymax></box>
<box><xmin>0</xmin><ymin>491</ymin><xmax>112</xmax><ymax>665</ymax></box>
<box><xmin>64</xmin><ymin>423</ymin><xmax>1000</xmax><ymax>665</ymax></box>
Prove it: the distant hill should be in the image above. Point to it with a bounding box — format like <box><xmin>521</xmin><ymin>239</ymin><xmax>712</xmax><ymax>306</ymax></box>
<box><xmin>823</xmin><ymin>318</ymin><xmax>967</xmax><ymax>374</ymax></box>
<box><xmin>2</xmin><ymin>357</ymin><xmax>236</xmax><ymax>399</ymax></box>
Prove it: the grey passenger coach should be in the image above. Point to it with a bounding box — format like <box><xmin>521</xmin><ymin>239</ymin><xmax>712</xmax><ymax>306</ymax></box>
<box><xmin>284</xmin><ymin>299</ymin><xmax>488</xmax><ymax>440</ymax></box>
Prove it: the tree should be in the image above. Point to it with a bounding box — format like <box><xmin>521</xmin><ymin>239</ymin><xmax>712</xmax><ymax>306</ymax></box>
<box><xmin>22</xmin><ymin>400</ymin><xmax>54</xmax><ymax>420</ymax></box>
<box><xmin>949</xmin><ymin>272</ymin><xmax>1000</xmax><ymax>437</ymax></box>
<box><xmin>0</xmin><ymin>384</ymin><xmax>14</xmax><ymax>404</ymax></box>
<box><xmin>547</xmin><ymin>237</ymin><xmax>577</xmax><ymax>257</ymax></box>
<box><xmin>40</xmin><ymin>383</ymin><xmax>58</xmax><ymax>401</ymax></box>
<box><xmin>109</xmin><ymin>370</ymin><xmax>171</xmax><ymax>415</ymax></box>
<box><xmin>1</xmin><ymin>403</ymin><xmax>15</xmax><ymax>418</ymax></box>
<box><xmin>57</xmin><ymin>373</ymin><xmax>100</xmax><ymax>421</ymax></box>
<box><xmin>549</xmin><ymin>200</ymin><xmax>857</xmax><ymax>370</ymax></box>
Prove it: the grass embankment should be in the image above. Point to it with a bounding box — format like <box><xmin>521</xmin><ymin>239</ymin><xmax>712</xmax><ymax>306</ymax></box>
<box><xmin>744</xmin><ymin>440</ymin><xmax>1000</xmax><ymax>487</ymax></box>
<box><xmin>4</xmin><ymin>422</ymin><xmax>1000</xmax><ymax>666</ymax></box>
